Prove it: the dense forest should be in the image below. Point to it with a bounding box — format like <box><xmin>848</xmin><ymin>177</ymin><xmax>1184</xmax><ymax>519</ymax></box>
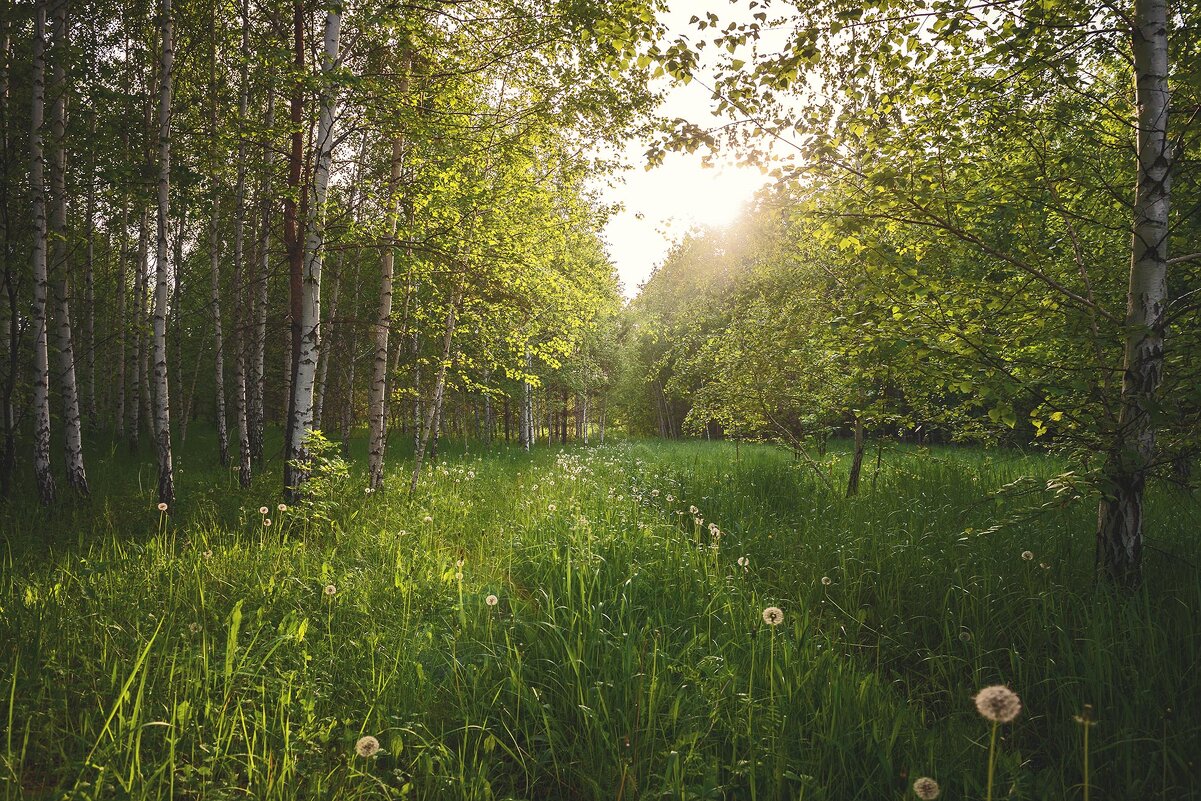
<box><xmin>1</xmin><ymin>0</ymin><xmax>1200</xmax><ymax>798</ymax></box>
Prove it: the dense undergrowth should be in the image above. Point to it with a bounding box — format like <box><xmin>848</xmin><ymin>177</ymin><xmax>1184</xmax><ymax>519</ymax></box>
<box><xmin>1</xmin><ymin>436</ymin><xmax>1198</xmax><ymax>800</ymax></box>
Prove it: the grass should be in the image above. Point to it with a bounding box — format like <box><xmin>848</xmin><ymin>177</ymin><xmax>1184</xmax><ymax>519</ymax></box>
<box><xmin>1</xmin><ymin>433</ymin><xmax>1199</xmax><ymax>799</ymax></box>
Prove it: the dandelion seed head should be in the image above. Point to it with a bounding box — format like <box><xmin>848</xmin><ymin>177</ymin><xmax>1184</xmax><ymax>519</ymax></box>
<box><xmin>278</xmin><ymin>503</ymin><xmax>287</xmax><ymax>512</ymax></box>
<box><xmin>821</xmin><ymin>576</ymin><xmax>832</xmax><ymax>586</ymax></box>
<box><xmin>323</xmin><ymin>584</ymin><xmax>337</xmax><ymax>597</ymax></box>
<box><xmin>259</xmin><ymin>506</ymin><xmax>269</xmax><ymax>515</ymax></box>
<box><xmin>1021</xmin><ymin>550</ymin><xmax>1034</xmax><ymax>561</ymax></box>
<box><xmin>737</xmin><ymin>556</ymin><xmax>749</xmax><ymax>568</ymax></box>
<box><xmin>548</xmin><ymin>503</ymin><xmax>556</xmax><ymax>512</ymax></box>
<box><xmin>202</xmin><ymin>549</ymin><xmax>213</xmax><ymax>560</ymax></box>
<box><xmin>689</xmin><ymin>505</ymin><xmax>699</xmax><ymax>515</ymax></box>
<box><xmin>355</xmin><ymin>735</ymin><xmax>380</xmax><ymax>758</ymax></box>
<box><xmin>263</xmin><ymin>518</ymin><xmax>272</xmax><ymax>527</ymax></box>
<box><xmin>913</xmin><ymin>776</ymin><xmax>941</xmax><ymax>800</ymax></box>
<box><xmin>974</xmin><ymin>684</ymin><xmax>1022</xmax><ymax>723</ymax></box>
<box><xmin>423</xmin><ymin>515</ymin><xmax>433</xmax><ymax>524</ymax></box>
<box><xmin>486</xmin><ymin>594</ymin><xmax>499</xmax><ymax>607</ymax></box>
<box><xmin>157</xmin><ymin>502</ymin><xmax>169</xmax><ymax>512</ymax></box>
<box><xmin>762</xmin><ymin>606</ymin><xmax>784</xmax><ymax>626</ymax></box>
<box><xmin>959</xmin><ymin>630</ymin><xmax>972</xmax><ymax>642</ymax></box>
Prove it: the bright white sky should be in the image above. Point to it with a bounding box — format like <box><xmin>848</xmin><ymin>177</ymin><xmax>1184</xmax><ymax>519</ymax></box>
<box><xmin>598</xmin><ymin>2</ymin><xmax>773</xmax><ymax>299</ymax></box>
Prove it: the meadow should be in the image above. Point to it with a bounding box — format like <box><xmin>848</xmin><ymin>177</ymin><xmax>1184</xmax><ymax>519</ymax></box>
<box><xmin>1</xmin><ymin>436</ymin><xmax>1198</xmax><ymax>800</ymax></box>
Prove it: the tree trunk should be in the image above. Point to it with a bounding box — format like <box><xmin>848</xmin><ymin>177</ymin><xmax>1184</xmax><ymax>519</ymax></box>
<box><xmin>282</xmin><ymin>0</ymin><xmax>304</xmax><ymax>472</ymax></box>
<box><xmin>152</xmin><ymin>0</ymin><xmax>175</xmax><ymax>504</ymax></box>
<box><xmin>114</xmin><ymin>195</ymin><xmax>128</xmax><ymax>440</ymax></box>
<box><xmin>231</xmin><ymin>0</ymin><xmax>251</xmax><ymax>488</ymax></box>
<box><xmin>520</xmin><ymin>349</ymin><xmax>532</xmax><ymax>451</ymax></box>
<box><xmin>286</xmin><ymin>5</ymin><xmax>340</xmax><ymax>498</ymax></box>
<box><xmin>368</xmin><ymin>131</ymin><xmax>405</xmax><ymax>489</ymax></box>
<box><xmin>846</xmin><ymin>415</ymin><xmax>864</xmax><ymax>498</ymax></box>
<box><xmin>1095</xmin><ymin>0</ymin><xmax>1172</xmax><ymax>587</ymax></box>
<box><xmin>29</xmin><ymin>0</ymin><xmax>55</xmax><ymax>504</ymax></box>
<box><xmin>411</xmin><ymin>287</ymin><xmax>461</xmax><ymax>490</ymax></box>
<box><xmin>0</xmin><ymin>0</ymin><xmax>14</xmax><ymax>498</ymax></box>
<box><xmin>249</xmin><ymin>88</ymin><xmax>273</xmax><ymax>464</ymax></box>
<box><xmin>48</xmin><ymin>0</ymin><xmax>87</xmax><ymax>495</ymax></box>
<box><xmin>208</xmin><ymin>164</ymin><xmax>229</xmax><ymax>466</ymax></box>
<box><xmin>134</xmin><ymin>208</ymin><xmax>151</xmax><ymax>449</ymax></box>
<box><xmin>83</xmin><ymin>118</ymin><xmax>96</xmax><ymax>427</ymax></box>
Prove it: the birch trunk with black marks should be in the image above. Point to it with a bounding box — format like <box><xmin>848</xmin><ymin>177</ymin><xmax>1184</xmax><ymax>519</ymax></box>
<box><xmin>1095</xmin><ymin>0</ymin><xmax>1172</xmax><ymax>587</ymax></box>
<box><xmin>410</xmin><ymin>287</ymin><xmax>461</xmax><ymax>491</ymax></box>
<box><xmin>282</xmin><ymin>0</ymin><xmax>304</xmax><ymax>470</ymax></box>
<box><xmin>249</xmin><ymin>88</ymin><xmax>273</xmax><ymax>464</ymax></box>
<box><xmin>207</xmin><ymin>22</ymin><xmax>228</xmax><ymax>466</ymax></box>
<box><xmin>30</xmin><ymin>0</ymin><xmax>54</xmax><ymax>504</ymax></box>
<box><xmin>0</xmin><ymin>9</ymin><xmax>16</xmax><ymax>497</ymax></box>
<box><xmin>230</xmin><ymin>0</ymin><xmax>251</xmax><ymax>487</ymax></box>
<box><xmin>133</xmin><ymin>208</ymin><xmax>150</xmax><ymax>449</ymax></box>
<box><xmin>368</xmin><ymin>132</ymin><xmax>405</xmax><ymax>490</ymax></box>
<box><xmin>286</xmin><ymin>5</ymin><xmax>340</xmax><ymax>498</ymax></box>
<box><xmin>152</xmin><ymin>0</ymin><xmax>175</xmax><ymax>504</ymax></box>
<box><xmin>48</xmin><ymin>0</ymin><xmax>87</xmax><ymax>495</ymax></box>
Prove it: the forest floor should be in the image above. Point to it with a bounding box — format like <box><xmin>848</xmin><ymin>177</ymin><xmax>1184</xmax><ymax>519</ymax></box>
<box><xmin>1</xmin><ymin>437</ymin><xmax>1199</xmax><ymax>800</ymax></box>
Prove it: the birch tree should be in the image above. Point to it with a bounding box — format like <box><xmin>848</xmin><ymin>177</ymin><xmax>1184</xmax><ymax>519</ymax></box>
<box><xmin>30</xmin><ymin>0</ymin><xmax>54</xmax><ymax>504</ymax></box>
<box><xmin>152</xmin><ymin>0</ymin><xmax>175</xmax><ymax>504</ymax></box>
<box><xmin>285</xmin><ymin>2</ymin><xmax>341</xmax><ymax>497</ymax></box>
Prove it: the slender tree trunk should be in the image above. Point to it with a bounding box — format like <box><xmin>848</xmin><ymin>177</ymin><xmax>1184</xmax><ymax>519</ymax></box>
<box><xmin>209</xmin><ymin>175</ymin><xmax>229</xmax><ymax>466</ymax></box>
<box><xmin>520</xmin><ymin>349</ymin><xmax>532</xmax><ymax>452</ymax></box>
<box><xmin>207</xmin><ymin>16</ymin><xmax>229</xmax><ymax>465</ymax></box>
<box><xmin>282</xmin><ymin>0</ymin><xmax>304</xmax><ymax>470</ymax></box>
<box><xmin>1096</xmin><ymin>0</ymin><xmax>1172</xmax><ymax>587</ymax></box>
<box><xmin>30</xmin><ymin>0</ymin><xmax>55</xmax><ymax>504</ymax></box>
<box><xmin>47</xmin><ymin>0</ymin><xmax>87</xmax><ymax>495</ymax></box>
<box><xmin>152</xmin><ymin>0</ymin><xmax>175</xmax><ymax>504</ymax></box>
<box><xmin>411</xmin><ymin>287</ymin><xmax>461</xmax><ymax>490</ymax></box>
<box><xmin>313</xmin><ymin>258</ymin><xmax>336</xmax><ymax>428</ymax></box>
<box><xmin>115</xmin><ymin>200</ymin><xmax>127</xmax><ymax>439</ymax></box>
<box><xmin>230</xmin><ymin>0</ymin><xmax>251</xmax><ymax>487</ymax></box>
<box><xmin>846</xmin><ymin>415</ymin><xmax>865</xmax><ymax>498</ymax></box>
<box><xmin>286</xmin><ymin>5</ymin><xmax>340</xmax><ymax>498</ymax></box>
<box><xmin>249</xmin><ymin>88</ymin><xmax>273</xmax><ymax>464</ymax></box>
<box><xmin>0</xmin><ymin>6</ymin><xmax>14</xmax><ymax>498</ymax></box>
<box><xmin>368</xmin><ymin>130</ymin><xmax>405</xmax><ymax>489</ymax></box>
<box><xmin>134</xmin><ymin>208</ymin><xmax>150</xmax><ymax>448</ymax></box>
<box><xmin>83</xmin><ymin>118</ymin><xmax>96</xmax><ymax>427</ymax></box>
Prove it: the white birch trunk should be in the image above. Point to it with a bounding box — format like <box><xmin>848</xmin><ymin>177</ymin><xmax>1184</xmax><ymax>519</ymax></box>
<box><xmin>30</xmin><ymin>0</ymin><xmax>54</xmax><ymax>504</ymax></box>
<box><xmin>286</xmin><ymin>5</ymin><xmax>341</xmax><ymax>496</ymax></box>
<box><xmin>368</xmin><ymin>133</ymin><xmax>404</xmax><ymax>489</ymax></box>
<box><xmin>152</xmin><ymin>0</ymin><xmax>175</xmax><ymax>504</ymax></box>
<box><xmin>249</xmin><ymin>89</ymin><xmax>273</xmax><ymax>464</ymax></box>
<box><xmin>209</xmin><ymin>185</ymin><xmax>229</xmax><ymax>465</ymax></box>
<box><xmin>231</xmin><ymin>0</ymin><xmax>251</xmax><ymax>487</ymax></box>
<box><xmin>410</xmin><ymin>287</ymin><xmax>460</xmax><ymax>491</ymax></box>
<box><xmin>1096</xmin><ymin>0</ymin><xmax>1172</xmax><ymax>586</ymax></box>
<box><xmin>48</xmin><ymin>0</ymin><xmax>86</xmax><ymax>495</ymax></box>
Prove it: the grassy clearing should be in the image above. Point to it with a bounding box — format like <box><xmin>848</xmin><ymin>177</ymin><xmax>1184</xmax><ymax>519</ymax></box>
<box><xmin>1</xmin><ymin>437</ymin><xmax>1198</xmax><ymax>800</ymax></box>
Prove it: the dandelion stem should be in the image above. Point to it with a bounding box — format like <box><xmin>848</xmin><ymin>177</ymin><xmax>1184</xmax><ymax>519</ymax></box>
<box><xmin>986</xmin><ymin>720</ymin><xmax>998</xmax><ymax>801</ymax></box>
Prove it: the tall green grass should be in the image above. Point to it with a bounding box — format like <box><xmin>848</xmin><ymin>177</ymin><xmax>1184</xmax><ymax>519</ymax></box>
<box><xmin>1</xmin><ymin>436</ymin><xmax>1198</xmax><ymax>799</ymax></box>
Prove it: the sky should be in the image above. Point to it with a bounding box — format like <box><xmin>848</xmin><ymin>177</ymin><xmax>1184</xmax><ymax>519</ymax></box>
<box><xmin>598</xmin><ymin>2</ymin><xmax>773</xmax><ymax>299</ymax></box>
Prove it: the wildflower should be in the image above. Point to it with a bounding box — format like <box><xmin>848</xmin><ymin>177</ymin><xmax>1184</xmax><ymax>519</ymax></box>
<box><xmin>1040</xmin><ymin>562</ymin><xmax>1050</xmax><ymax>570</ymax></box>
<box><xmin>278</xmin><ymin>503</ymin><xmax>287</xmax><ymax>512</ymax></box>
<box><xmin>762</xmin><ymin>606</ymin><xmax>784</xmax><ymax>626</ymax></box>
<box><xmin>548</xmin><ymin>503</ymin><xmax>557</xmax><ymax>512</ymax></box>
<box><xmin>486</xmin><ymin>594</ymin><xmax>499</xmax><ymax>607</ymax></box>
<box><xmin>821</xmin><ymin>576</ymin><xmax>832</xmax><ymax>586</ymax></box>
<box><xmin>708</xmin><ymin>522</ymin><xmax>719</xmax><ymax>533</ymax></box>
<box><xmin>324</xmin><ymin>584</ymin><xmax>337</xmax><ymax>597</ymax></box>
<box><xmin>1021</xmin><ymin>550</ymin><xmax>1034</xmax><ymax>561</ymax></box>
<box><xmin>423</xmin><ymin>515</ymin><xmax>433</xmax><ymax>524</ymax></box>
<box><xmin>737</xmin><ymin>556</ymin><xmax>749</xmax><ymax>569</ymax></box>
<box><xmin>157</xmin><ymin>502</ymin><xmax>168</xmax><ymax>512</ymax></box>
<box><xmin>694</xmin><ymin>517</ymin><xmax>703</xmax><ymax>526</ymax></box>
<box><xmin>666</xmin><ymin>494</ymin><xmax>674</xmax><ymax>502</ymax></box>
<box><xmin>259</xmin><ymin>506</ymin><xmax>269</xmax><ymax>515</ymax></box>
<box><xmin>651</xmin><ymin>489</ymin><xmax>660</xmax><ymax>497</ymax></box>
<box><xmin>912</xmin><ymin>776</ymin><xmax>941</xmax><ymax>799</ymax></box>
<box><xmin>455</xmin><ymin>572</ymin><xmax>463</xmax><ymax>581</ymax></box>
<box><xmin>689</xmin><ymin>505</ymin><xmax>698</xmax><ymax>515</ymax></box>
<box><xmin>202</xmin><ymin>549</ymin><xmax>213</xmax><ymax>560</ymax></box>
<box><xmin>456</xmin><ymin>559</ymin><xmax>464</xmax><ymax>568</ymax></box>
<box><xmin>364</xmin><ymin>487</ymin><xmax>374</xmax><ymax>494</ymax></box>
<box><xmin>1073</xmin><ymin>703</ymin><xmax>1096</xmax><ymax>726</ymax></box>
<box><xmin>974</xmin><ymin>685</ymin><xmax>1022</xmax><ymax>723</ymax></box>
<box><xmin>355</xmin><ymin>735</ymin><xmax>380</xmax><ymax>758</ymax></box>
<box><xmin>263</xmin><ymin>518</ymin><xmax>272</xmax><ymax>527</ymax></box>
